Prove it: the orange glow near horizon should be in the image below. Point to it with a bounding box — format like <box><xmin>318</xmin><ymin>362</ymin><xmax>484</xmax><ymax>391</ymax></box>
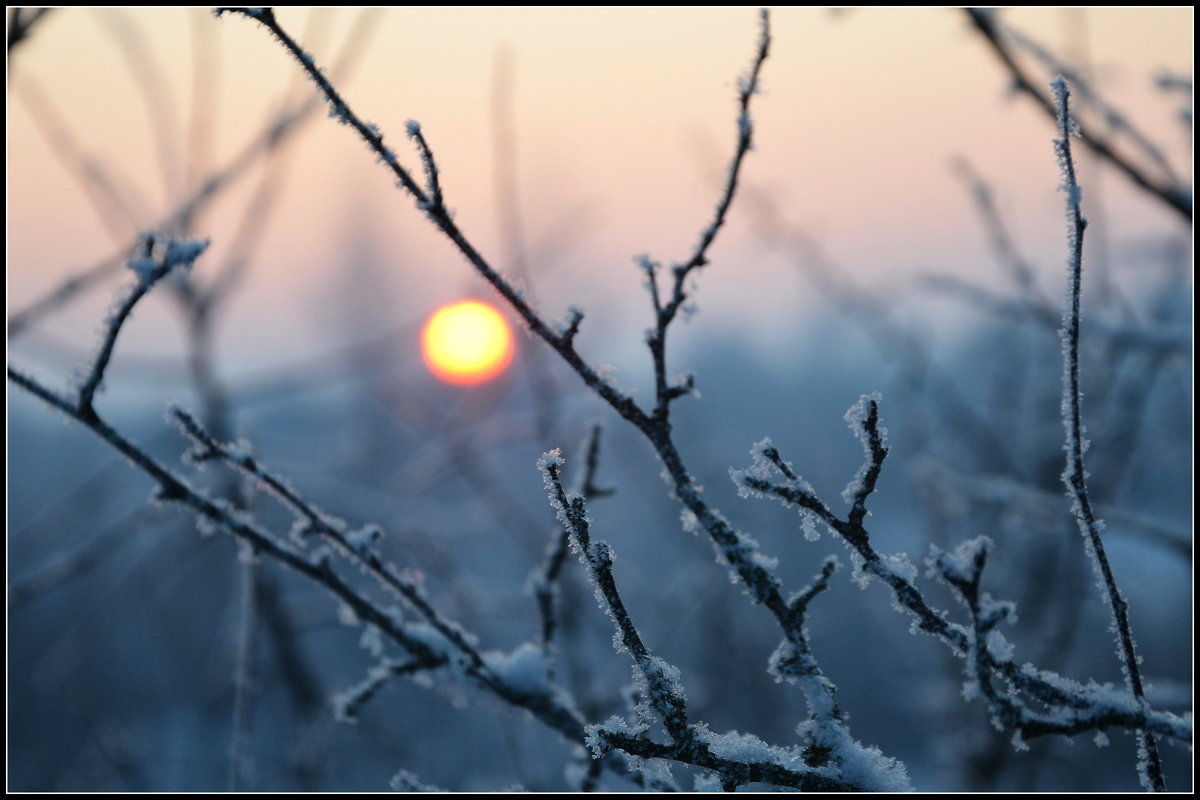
<box><xmin>421</xmin><ymin>300</ymin><xmax>515</xmax><ymax>385</ymax></box>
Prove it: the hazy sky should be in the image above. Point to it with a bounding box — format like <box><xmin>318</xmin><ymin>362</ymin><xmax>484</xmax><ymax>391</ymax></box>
<box><xmin>7</xmin><ymin>8</ymin><xmax>1193</xmax><ymax>375</ymax></box>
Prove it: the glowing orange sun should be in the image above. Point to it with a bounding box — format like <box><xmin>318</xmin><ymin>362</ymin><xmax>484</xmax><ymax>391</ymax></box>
<box><xmin>421</xmin><ymin>300</ymin><xmax>515</xmax><ymax>385</ymax></box>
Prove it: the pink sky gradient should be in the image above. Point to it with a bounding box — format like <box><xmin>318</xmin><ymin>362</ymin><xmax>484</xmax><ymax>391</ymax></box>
<box><xmin>7</xmin><ymin>8</ymin><xmax>1192</xmax><ymax>375</ymax></box>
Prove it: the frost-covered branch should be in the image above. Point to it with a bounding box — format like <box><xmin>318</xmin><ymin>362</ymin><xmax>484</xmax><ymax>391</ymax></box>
<box><xmin>539</xmin><ymin>452</ymin><xmax>690</xmax><ymax>742</ymax></box>
<box><xmin>929</xmin><ymin>537</ymin><xmax>1188</xmax><ymax>751</ymax></box>
<box><xmin>1002</xmin><ymin>21</ymin><xmax>1182</xmax><ymax>186</ymax></box>
<box><xmin>214</xmin><ymin>6</ymin><xmax>770</xmax><ymax>443</ymax></box>
<box><xmin>216</xmin><ymin>6</ymin><xmax>649</xmax><ymax>430</ymax></box>
<box><xmin>77</xmin><ymin>235</ymin><xmax>210</xmax><ymax>421</ymax></box>
<box><xmin>333</xmin><ymin>656</ymin><xmax>443</xmax><ymax>723</ymax></box>
<box><xmin>966</xmin><ymin>8</ymin><xmax>1191</xmax><ymax>222</ymax></box>
<box><xmin>529</xmin><ymin>425</ymin><xmax>614</xmax><ymax>668</ymax></box>
<box><xmin>1053</xmin><ymin>77</ymin><xmax>1165</xmax><ymax>791</ymax></box>
<box><xmin>167</xmin><ymin>405</ymin><xmax>599</xmax><ymax>746</ymax></box>
<box><xmin>9</xmin><ymin>355</ymin><xmax>646</xmax><ymax>778</ymax></box>
<box><xmin>10</xmin><ymin>244</ymin><xmax>632</xmax><ymax>782</ymax></box>
<box><xmin>731</xmin><ymin>395</ymin><xmax>1191</xmax><ymax>753</ymax></box>
<box><xmin>8</xmin><ymin>369</ymin><xmax>445</xmax><ymax>674</ymax></box>
<box><xmin>220</xmin><ymin>4</ymin><xmax>828</xmax><ymax>668</ymax></box>
<box><xmin>540</xmin><ymin>451</ymin><xmax>906</xmax><ymax>792</ymax></box>
<box><xmin>643</xmin><ymin>7</ymin><xmax>770</xmax><ymax>423</ymax></box>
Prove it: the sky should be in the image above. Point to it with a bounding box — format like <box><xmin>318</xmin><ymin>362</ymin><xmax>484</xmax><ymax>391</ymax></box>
<box><xmin>7</xmin><ymin>7</ymin><xmax>1194</xmax><ymax>378</ymax></box>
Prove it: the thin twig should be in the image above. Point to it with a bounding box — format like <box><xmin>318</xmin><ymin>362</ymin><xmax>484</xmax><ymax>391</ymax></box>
<box><xmin>77</xmin><ymin>237</ymin><xmax>209</xmax><ymax>421</ymax></box>
<box><xmin>7</xmin><ymin>7</ymin><xmax>53</xmax><ymax>57</ymax></box>
<box><xmin>531</xmin><ymin>425</ymin><xmax>612</xmax><ymax>666</ymax></box>
<box><xmin>966</xmin><ymin>9</ymin><xmax>1191</xmax><ymax>222</ymax></box>
<box><xmin>8</xmin><ymin>10</ymin><xmax>379</xmax><ymax>339</ymax></box>
<box><xmin>94</xmin><ymin>9</ymin><xmax>185</xmax><ymax>201</ymax></box>
<box><xmin>733</xmin><ymin>403</ymin><xmax>1190</xmax><ymax>746</ymax></box>
<box><xmin>1052</xmin><ymin>77</ymin><xmax>1165</xmax><ymax>791</ymax></box>
<box><xmin>166</xmin><ymin>406</ymin><xmax>602</xmax><ymax>748</ymax></box>
<box><xmin>540</xmin><ymin>451</ymin><xmax>869</xmax><ymax>792</ymax></box>
<box><xmin>14</xmin><ymin>76</ymin><xmax>148</xmax><ymax>241</ymax></box>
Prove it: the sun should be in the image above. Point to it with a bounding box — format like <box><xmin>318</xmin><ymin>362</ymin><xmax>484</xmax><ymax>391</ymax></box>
<box><xmin>421</xmin><ymin>300</ymin><xmax>515</xmax><ymax>385</ymax></box>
